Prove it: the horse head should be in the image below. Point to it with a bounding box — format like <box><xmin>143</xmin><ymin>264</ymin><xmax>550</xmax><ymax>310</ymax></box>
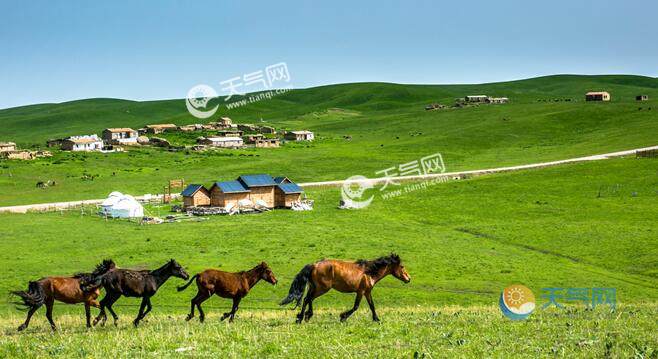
<box><xmin>168</xmin><ymin>259</ymin><xmax>190</xmax><ymax>280</ymax></box>
<box><xmin>389</xmin><ymin>254</ymin><xmax>411</xmax><ymax>283</ymax></box>
<box><xmin>259</xmin><ymin>262</ymin><xmax>278</xmax><ymax>285</ymax></box>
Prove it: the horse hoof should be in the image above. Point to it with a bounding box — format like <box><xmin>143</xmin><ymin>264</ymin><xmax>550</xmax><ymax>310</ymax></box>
<box><xmin>185</xmin><ymin>316</ymin><xmax>193</xmax><ymax>322</ymax></box>
<box><xmin>295</xmin><ymin>319</ymin><xmax>303</xmax><ymax>324</ymax></box>
<box><xmin>17</xmin><ymin>325</ymin><xmax>26</xmax><ymax>332</ymax></box>
<box><xmin>373</xmin><ymin>317</ymin><xmax>381</xmax><ymax>322</ymax></box>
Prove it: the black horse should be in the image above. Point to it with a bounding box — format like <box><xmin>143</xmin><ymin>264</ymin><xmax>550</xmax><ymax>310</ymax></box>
<box><xmin>92</xmin><ymin>259</ymin><xmax>189</xmax><ymax>327</ymax></box>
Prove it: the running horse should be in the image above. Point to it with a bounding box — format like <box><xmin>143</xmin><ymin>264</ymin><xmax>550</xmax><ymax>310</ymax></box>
<box><xmin>177</xmin><ymin>262</ymin><xmax>278</xmax><ymax>323</ymax></box>
<box><xmin>92</xmin><ymin>259</ymin><xmax>189</xmax><ymax>327</ymax></box>
<box><xmin>280</xmin><ymin>253</ymin><xmax>410</xmax><ymax>323</ymax></box>
<box><xmin>11</xmin><ymin>259</ymin><xmax>116</xmax><ymax>331</ymax></box>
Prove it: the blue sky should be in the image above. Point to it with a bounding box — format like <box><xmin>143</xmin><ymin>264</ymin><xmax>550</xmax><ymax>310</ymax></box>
<box><xmin>1</xmin><ymin>0</ymin><xmax>657</xmax><ymax>109</ymax></box>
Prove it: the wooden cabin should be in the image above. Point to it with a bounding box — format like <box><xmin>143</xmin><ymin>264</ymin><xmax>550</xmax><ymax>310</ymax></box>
<box><xmin>210</xmin><ymin>180</ymin><xmax>250</xmax><ymax>208</ymax></box>
<box><xmin>585</xmin><ymin>92</ymin><xmax>610</xmax><ymax>102</ymax></box>
<box><xmin>274</xmin><ymin>181</ymin><xmax>303</xmax><ymax>208</ymax></box>
<box><xmin>238</xmin><ymin>124</ymin><xmax>258</xmax><ymax>132</ymax></box>
<box><xmin>181</xmin><ymin>184</ymin><xmax>210</xmax><ymax>208</ymax></box>
<box><xmin>217</xmin><ymin>130</ymin><xmax>244</xmax><ymax>137</ymax></box>
<box><xmin>237</xmin><ymin>174</ymin><xmax>277</xmax><ymax>208</ymax></box>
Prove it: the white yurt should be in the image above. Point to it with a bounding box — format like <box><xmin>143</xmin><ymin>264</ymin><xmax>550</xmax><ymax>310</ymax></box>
<box><xmin>100</xmin><ymin>192</ymin><xmax>144</xmax><ymax>218</ymax></box>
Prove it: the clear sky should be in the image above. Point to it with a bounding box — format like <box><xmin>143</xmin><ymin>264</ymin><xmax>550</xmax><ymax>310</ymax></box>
<box><xmin>1</xmin><ymin>0</ymin><xmax>657</xmax><ymax>109</ymax></box>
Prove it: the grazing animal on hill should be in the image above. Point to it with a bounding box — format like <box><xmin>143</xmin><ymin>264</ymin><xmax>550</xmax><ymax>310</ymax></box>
<box><xmin>280</xmin><ymin>253</ymin><xmax>410</xmax><ymax>323</ymax></box>
<box><xmin>92</xmin><ymin>259</ymin><xmax>189</xmax><ymax>327</ymax></box>
<box><xmin>177</xmin><ymin>262</ymin><xmax>278</xmax><ymax>323</ymax></box>
<box><xmin>11</xmin><ymin>259</ymin><xmax>116</xmax><ymax>331</ymax></box>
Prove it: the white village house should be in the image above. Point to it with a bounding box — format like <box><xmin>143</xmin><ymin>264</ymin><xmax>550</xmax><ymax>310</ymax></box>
<box><xmin>61</xmin><ymin>135</ymin><xmax>104</xmax><ymax>152</ymax></box>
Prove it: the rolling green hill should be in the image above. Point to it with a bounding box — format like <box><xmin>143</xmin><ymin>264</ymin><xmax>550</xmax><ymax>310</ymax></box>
<box><xmin>0</xmin><ymin>74</ymin><xmax>657</xmax><ymax>206</ymax></box>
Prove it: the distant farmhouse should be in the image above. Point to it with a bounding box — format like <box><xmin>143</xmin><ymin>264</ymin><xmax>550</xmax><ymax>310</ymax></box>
<box><xmin>465</xmin><ymin>95</ymin><xmax>489</xmax><ymax>103</ymax></box>
<box><xmin>585</xmin><ymin>91</ymin><xmax>610</xmax><ymax>102</ymax></box>
<box><xmin>0</xmin><ymin>142</ymin><xmax>16</xmax><ymax>153</ymax></box>
<box><xmin>61</xmin><ymin>135</ymin><xmax>104</xmax><ymax>151</ymax></box>
<box><xmin>143</xmin><ymin>124</ymin><xmax>177</xmax><ymax>134</ymax></box>
<box><xmin>254</xmin><ymin>138</ymin><xmax>280</xmax><ymax>148</ymax></box>
<box><xmin>636</xmin><ymin>95</ymin><xmax>649</xmax><ymax>101</ymax></box>
<box><xmin>259</xmin><ymin>125</ymin><xmax>276</xmax><ymax>134</ymax></box>
<box><xmin>238</xmin><ymin>124</ymin><xmax>258</xmax><ymax>132</ymax></box>
<box><xmin>102</xmin><ymin>128</ymin><xmax>139</xmax><ymax>145</ymax></box>
<box><xmin>217</xmin><ymin>130</ymin><xmax>243</xmax><ymax>138</ymax></box>
<box><xmin>285</xmin><ymin>130</ymin><xmax>315</xmax><ymax>141</ymax></box>
<box><xmin>464</xmin><ymin>95</ymin><xmax>508</xmax><ymax>104</ymax></box>
<box><xmin>197</xmin><ymin>136</ymin><xmax>244</xmax><ymax>148</ymax></box>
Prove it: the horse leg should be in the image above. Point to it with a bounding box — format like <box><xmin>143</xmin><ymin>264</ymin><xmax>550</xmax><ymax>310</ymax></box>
<box><xmin>103</xmin><ymin>294</ymin><xmax>121</xmax><ymax>326</ymax></box>
<box><xmin>228</xmin><ymin>297</ymin><xmax>241</xmax><ymax>323</ymax></box>
<box><xmin>133</xmin><ymin>297</ymin><xmax>149</xmax><ymax>327</ymax></box>
<box><xmin>140</xmin><ymin>298</ymin><xmax>153</xmax><ymax>320</ymax></box>
<box><xmin>304</xmin><ymin>286</ymin><xmax>328</xmax><ymax>322</ymax></box>
<box><xmin>17</xmin><ymin>305</ymin><xmax>39</xmax><ymax>331</ymax></box>
<box><xmin>296</xmin><ymin>294</ymin><xmax>311</xmax><ymax>324</ymax></box>
<box><xmin>93</xmin><ymin>293</ymin><xmax>115</xmax><ymax>326</ymax></box>
<box><xmin>365</xmin><ymin>291</ymin><xmax>380</xmax><ymax>322</ymax></box>
<box><xmin>45</xmin><ymin>298</ymin><xmax>56</xmax><ymax>330</ymax></box>
<box><xmin>186</xmin><ymin>291</ymin><xmax>207</xmax><ymax>322</ymax></box>
<box><xmin>340</xmin><ymin>292</ymin><xmax>363</xmax><ymax>322</ymax></box>
<box><xmin>85</xmin><ymin>303</ymin><xmax>92</xmax><ymax>328</ymax></box>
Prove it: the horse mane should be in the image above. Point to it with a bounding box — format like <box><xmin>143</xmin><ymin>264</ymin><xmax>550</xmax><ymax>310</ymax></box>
<box><xmin>356</xmin><ymin>253</ymin><xmax>401</xmax><ymax>276</ymax></box>
<box><xmin>75</xmin><ymin>259</ymin><xmax>116</xmax><ymax>290</ymax></box>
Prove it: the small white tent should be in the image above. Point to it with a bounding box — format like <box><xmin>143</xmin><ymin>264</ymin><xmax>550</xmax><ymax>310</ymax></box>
<box><xmin>100</xmin><ymin>192</ymin><xmax>144</xmax><ymax>218</ymax></box>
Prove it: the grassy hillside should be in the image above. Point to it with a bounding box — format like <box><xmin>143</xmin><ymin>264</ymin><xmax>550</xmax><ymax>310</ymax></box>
<box><xmin>2</xmin><ymin>75</ymin><xmax>658</xmax><ymax>145</ymax></box>
<box><xmin>1</xmin><ymin>75</ymin><xmax>657</xmax><ymax>206</ymax></box>
<box><xmin>1</xmin><ymin>157</ymin><xmax>657</xmax><ymax>356</ymax></box>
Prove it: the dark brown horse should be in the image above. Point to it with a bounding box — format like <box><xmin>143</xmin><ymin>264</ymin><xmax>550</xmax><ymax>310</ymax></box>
<box><xmin>92</xmin><ymin>259</ymin><xmax>189</xmax><ymax>327</ymax></box>
<box><xmin>177</xmin><ymin>262</ymin><xmax>277</xmax><ymax>322</ymax></box>
<box><xmin>280</xmin><ymin>254</ymin><xmax>410</xmax><ymax>323</ymax></box>
<box><xmin>11</xmin><ymin>259</ymin><xmax>116</xmax><ymax>331</ymax></box>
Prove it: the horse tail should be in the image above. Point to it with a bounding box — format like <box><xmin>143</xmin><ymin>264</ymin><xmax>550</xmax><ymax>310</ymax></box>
<box><xmin>177</xmin><ymin>274</ymin><xmax>199</xmax><ymax>292</ymax></box>
<box><xmin>280</xmin><ymin>264</ymin><xmax>314</xmax><ymax>308</ymax></box>
<box><xmin>11</xmin><ymin>281</ymin><xmax>46</xmax><ymax>310</ymax></box>
<box><xmin>79</xmin><ymin>259</ymin><xmax>116</xmax><ymax>292</ymax></box>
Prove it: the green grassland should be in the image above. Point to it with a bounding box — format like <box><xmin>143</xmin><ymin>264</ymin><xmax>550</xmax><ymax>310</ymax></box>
<box><xmin>1</xmin><ymin>75</ymin><xmax>658</xmax><ymax>357</ymax></box>
<box><xmin>1</xmin><ymin>75</ymin><xmax>658</xmax><ymax>206</ymax></box>
<box><xmin>0</xmin><ymin>157</ymin><xmax>657</xmax><ymax>357</ymax></box>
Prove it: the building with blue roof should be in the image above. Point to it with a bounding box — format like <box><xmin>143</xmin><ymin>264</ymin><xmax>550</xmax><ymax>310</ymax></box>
<box><xmin>181</xmin><ymin>184</ymin><xmax>210</xmax><ymax>208</ymax></box>
<box><xmin>209</xmin><ymin>180</ymin><xmax>251</xmax><ymax>208</ymax></box>
<box><xmin>274</xmin><ymin>181</ymin><xmax>304</xmax><ymax>208</ymax></box>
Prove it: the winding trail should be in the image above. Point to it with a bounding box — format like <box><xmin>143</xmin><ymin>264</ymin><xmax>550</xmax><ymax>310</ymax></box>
<box><xmin>1</xmin><ymin>145</ymin><xmax>656</xmax><ymax>214</ymax></box>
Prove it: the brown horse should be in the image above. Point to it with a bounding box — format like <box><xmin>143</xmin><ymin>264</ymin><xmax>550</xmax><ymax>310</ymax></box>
<box><xmin>177</xmin><ymin>262</ymin><xmax>278</xmax><ymax>323</ymax></box>
<box><xmin>280</xmin><ymin>254</ymin><xmax>410</xmax><ymax>323</ymax></box>
<box><xmin>11</xmin><ymin>259</ymin><xmax>116</xmax><ymax>331</ymax></box>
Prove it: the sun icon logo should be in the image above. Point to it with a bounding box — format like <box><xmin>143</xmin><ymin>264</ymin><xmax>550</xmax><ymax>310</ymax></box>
<box><xmin>499</xmin><ymin>284</ymin><xmax>535</xmax><ymax>320</ymax></box>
